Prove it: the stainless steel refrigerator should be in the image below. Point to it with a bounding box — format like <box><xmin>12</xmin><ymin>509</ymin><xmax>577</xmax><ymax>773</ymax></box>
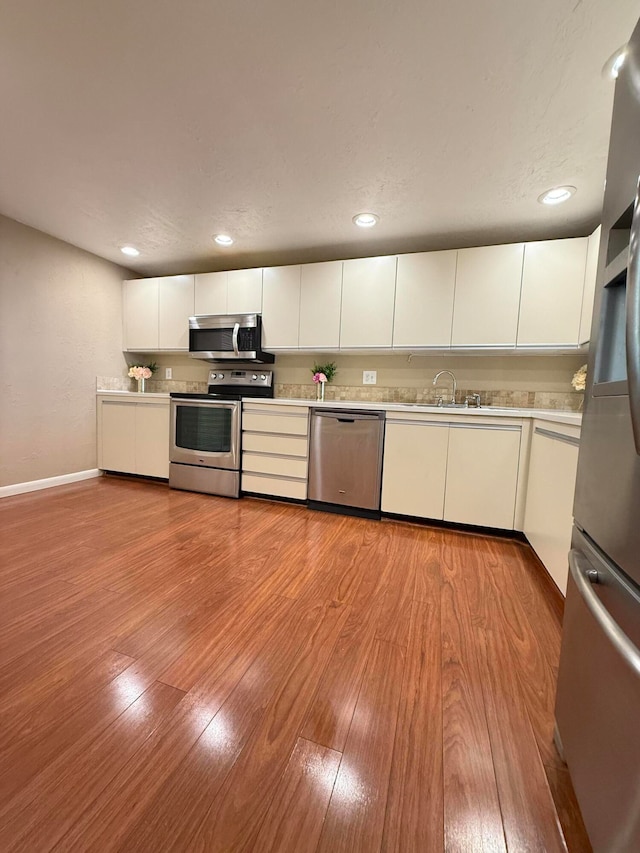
<box><xmin>554</xmin><ymin>17</ymin><xmax>640</xmax><ymax>853</ymax></box>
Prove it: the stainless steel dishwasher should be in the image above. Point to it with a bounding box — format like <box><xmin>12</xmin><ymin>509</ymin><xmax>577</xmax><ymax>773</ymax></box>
<box><xmin>308</xmin><ymin>409</ymin><xmax>385</xmax><ymax>517</ymax></box>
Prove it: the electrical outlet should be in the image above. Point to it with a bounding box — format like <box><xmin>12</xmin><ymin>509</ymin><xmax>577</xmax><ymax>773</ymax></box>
<box><xmin>165</xmin><ymin>367</ymin><xmax>172</xmax><ymax>379</ymax></box>
<box><xmin>363</xmin><ymin>370</ymin><xmax>377</xmax><ymax>385</ymax></box>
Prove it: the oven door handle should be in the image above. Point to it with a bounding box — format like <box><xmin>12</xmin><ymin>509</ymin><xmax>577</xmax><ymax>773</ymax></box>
<box><xmin>232</xmin><ymin>322</ymin><xmax>240</xmax><ymax>357</ymax></box>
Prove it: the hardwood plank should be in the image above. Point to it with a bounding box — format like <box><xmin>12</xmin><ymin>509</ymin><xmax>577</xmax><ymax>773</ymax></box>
<box><xmin>478</xmin><ymin>538</ymin><xmax>565</xmax><ymax>770</ymax></box>
<box><xmin>316</xmin><ymin>639</ymin><xmax>406</xmax><ymax>853</ymax></box>
<box><xmin>252</xmin><ymin>737</ymin><xmax>342</xmax><ymax>853</ymax></box>
<box><xmin>188</xmin><ymin>598</ymin><xmax>350</xmax><ymax>852</ymax></box>
<box><xmin>382</xmin><ymin>597</ymin><xmax>443</xmax><ymax>852</ymax></box>
<box><xmin>300</xmin><ymin>538</ymin><xmax>393</xmax><ymax>752</ymax></box>
<box><xmin>0</xmin><ymin>648</ymin><xmax>134</xmax><ymax>754</ymax></box>
<box><xmin>64</xmin><ymin>596</ymin><xmax>337</xmax><ymax>852</ymax></box>
<box><xmin>440</xmin><ymin>579</ymin><xmax>507</xmax><ymax>852</ymax></box>
<box><xmin>477</xmin><ymin>625</ymin><xmax>567</xmax><ymax>852</ymax></box>
<box><xmin>544</xmin><ymin>764</ymin><xmax>593</xmax><ymax>853</ymax></box>
<box><xmin>0</xmin><ymin>680</ymin><xmax>185</xmax><ymax>851</ymax></box>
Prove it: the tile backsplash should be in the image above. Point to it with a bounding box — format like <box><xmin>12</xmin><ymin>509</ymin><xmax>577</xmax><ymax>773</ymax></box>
<box><xmin>97</xmin><ymin>376</ymin><xmax>583</xmax><ymax>410</ymax></box>
<box><xmin>273</xmin><ymin>383</ymin><xmax>583</xmax><ymax>411</ymax></box>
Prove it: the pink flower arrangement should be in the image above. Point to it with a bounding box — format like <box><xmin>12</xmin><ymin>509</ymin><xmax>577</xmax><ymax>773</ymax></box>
<box><xmin>128</xmin><ymin>365</ymin><xmax>152</xmax><ymax>381</ymax></box>
<box><xmin>313</xmin><ymin>372</ymin><xmax>328</xmax><ymax>384</ymax></box>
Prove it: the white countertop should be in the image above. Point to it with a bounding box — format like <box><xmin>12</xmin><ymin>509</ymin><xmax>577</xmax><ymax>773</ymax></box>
<box><xmin>97</xmin><ymin>390</ymin><xmax>170</xmax><ymax>399</ymax></box>
<box><xmin>96</xmin><ymin>390</ymin><xmax>581</xmax><ymax>427</ymax></box>
<box><xmin>242</xmin><ymin>397</ymin><xmax>582</xmax><ymax>427</ymax></box>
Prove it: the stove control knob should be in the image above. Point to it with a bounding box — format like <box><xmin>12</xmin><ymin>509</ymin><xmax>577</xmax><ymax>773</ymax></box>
<box><xmin>252</xmin><ymin>374</ymin><xmax>258</xmax><ymax>381</ymax></box>
<box><xmin>217</xmin><ymin>372</ymin><xmax>225</xmax><ymax>380</ymax></box>
<box><xmin>260</xmin><ymin>374</ymin><xmax>267</xmax><ymax>381</ymax></box>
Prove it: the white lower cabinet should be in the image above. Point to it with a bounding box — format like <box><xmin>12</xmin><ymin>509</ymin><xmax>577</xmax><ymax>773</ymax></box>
<box><xmin>241</xmin><ymin>404</ymin><xmax>309</xmax><ymax>500</ymax></box>
<box><xmin>524</xmin><ymin>422</ymin><xmax>580</xmax><ymax>594</ymax></box>
<box><xmin>381</xmin><ymin>419</ymin><xmax>449</xmax><ymax>518</ymax></box>
<box><xmin>97</xmin><ymin>396</ymin><xmax>170</xmax><ymax>479</ymax></box>
<box><xmin>381</xmin><ymin>415</ymin><xmax>522</xmax><ymax>529</ymax></box>
<box><xmin>443</xmin><ymin>423</ymin><xmax>522</xmax><ymax>529</ymax></box>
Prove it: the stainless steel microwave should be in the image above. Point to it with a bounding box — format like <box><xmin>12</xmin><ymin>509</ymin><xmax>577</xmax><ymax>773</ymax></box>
<box><xmin>188</xmin><ymin>313</ymin><xmax>275</xmax><ymax>363</ymax></box>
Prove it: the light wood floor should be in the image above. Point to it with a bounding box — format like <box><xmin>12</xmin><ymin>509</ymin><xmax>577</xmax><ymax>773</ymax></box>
<box><xmin>0</xmin><ymin>477</ymin><xmax>590</xmax><ymax>852</ymax></box>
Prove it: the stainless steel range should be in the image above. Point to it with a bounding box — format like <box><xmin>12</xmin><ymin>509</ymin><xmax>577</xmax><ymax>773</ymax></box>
<box><xmin>169</xmin><ymin>369</ymin><xmax>273</xmax><ymax>497</ymax></box>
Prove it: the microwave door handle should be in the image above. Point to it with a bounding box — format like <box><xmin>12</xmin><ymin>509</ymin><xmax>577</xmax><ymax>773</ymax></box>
<box><xmin>626</xmin><ymin>177</ymin><xmax>640</xmax><ymax>455</ymax></box>
<box><xmin>232</xmin><ymin>322</ymin><xmax>240</xmax><ymax>357</ymax></box>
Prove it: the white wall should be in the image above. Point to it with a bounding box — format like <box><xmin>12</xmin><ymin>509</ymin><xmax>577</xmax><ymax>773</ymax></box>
<box><xmin>0</xmin><ymin>215</ymin><xmax>132</xmax><ymax>487</ymax></box>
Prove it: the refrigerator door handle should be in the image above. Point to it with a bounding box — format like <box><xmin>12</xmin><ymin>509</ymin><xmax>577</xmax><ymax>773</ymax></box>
<box><xmin>569</xmin><ymin>549</ymin><xmax>640</xmax><ymax>677</ymax></box>
<box><xmin>626</xmin><ymin>177</ymin><xmax>640</xmax><ymax>454</ymax></box>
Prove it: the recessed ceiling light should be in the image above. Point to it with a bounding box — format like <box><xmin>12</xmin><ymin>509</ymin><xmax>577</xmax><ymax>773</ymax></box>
<box><xmin>214</xmin><ymin>234</ymin><xmax>234</xmax><ymax>246</ymax></box>
<box><xmin>352</xmin><ymin>213</ymin><xmax>379</xmax><ymax>228</ymax></box>
<box><xmin>537</xmin><ymin>186</ymin><xmax>576</xmax><ymax>206</ymax></box>
<box><xmin>120</xmin><ymin>246</ymin><xmax>140</xmax><ymax>257</ymax></box>
<box><xmin>602</xmin><ymin>46</ymin><xmax>626</xmax><ymax>80</ymax></box>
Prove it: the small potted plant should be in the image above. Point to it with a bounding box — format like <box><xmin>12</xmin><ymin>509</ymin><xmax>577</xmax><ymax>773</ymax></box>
<box><xmin>311</xmin><ymin>362</ymin><xmax>337</xmax><ymax>402</ymax></box>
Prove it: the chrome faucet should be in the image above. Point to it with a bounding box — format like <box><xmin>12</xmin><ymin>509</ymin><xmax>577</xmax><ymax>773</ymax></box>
<box><xmin>433</xmin><ymin>370</ymin><xmax>457</xmax><ymax>405</ymax></box>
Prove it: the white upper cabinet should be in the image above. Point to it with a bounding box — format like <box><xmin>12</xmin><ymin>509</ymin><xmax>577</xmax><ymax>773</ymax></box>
<box><xmin>579</xmin><ymin>227</ymin><xmax>601</xmax><ymax>345</ymax></box>
<box><xmin>194</xmin><ymin>272</ymin><xmax>228</xmax><ymax>315</ymax></box>
<box><xmin>262</xmin><ymin>265</ymin><xmax>301</xmax><ymax>348</ymax></box>
<box><xmin>123</xmin><ymin>278</ymin><xmax>159</xmax><ymax>351</ymax></box>
<box><xmin>299</xmin><ymin>261</ymin><xmax>343</xmax><ymax>350</ymax></box>
<box><xmin>517</xmin><ymin>237</ymin><xmax>588</xmax><ymax>347</ymax></box>
<box><xmin>452</xmin><ymin>243</ymin><xmax>524</xmax><ymax>347</ymax></box>
<box><xmin>227</xmin><ymin>268</ymin><xmax>263</xmax><ymax>314</ymax></box>
<box><xmin>340</xmin><ymin>256</ymin><xmax>397</xmax><ymax>348</ymax></box>
<box><xmin>393</xmin><ymin>251</ymin><xmax>457</xmax><ymax>347</ymax></box>
<box><xmin>158</xmin><ymin>276</ymin><xmax>194</xmax><ymax>349</ymax></box>
<box><xmin>123</xmin><ymin>276</ymin><xmax>194</xmax><ymax>351</ymax></box>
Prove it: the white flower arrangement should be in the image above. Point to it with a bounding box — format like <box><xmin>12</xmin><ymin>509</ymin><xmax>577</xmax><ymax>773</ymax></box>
<box><xmin>128</xmin><ymin>365</ymin><xmax>152</xmax><ymax>381</ymax></box>
<box><xmin>571</xmin><ymin>364</ymin><xmax>587</xmax><ymax>392</ymax></box>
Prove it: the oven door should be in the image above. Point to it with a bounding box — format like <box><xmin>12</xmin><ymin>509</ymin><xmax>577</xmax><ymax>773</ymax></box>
<box><xmin>170</xmin><ymin>399</ymin><xmax>240</xmax><ymax>470</ymax></box>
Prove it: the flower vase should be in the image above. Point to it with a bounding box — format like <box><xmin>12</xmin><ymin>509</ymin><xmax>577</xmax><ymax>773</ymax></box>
<box><xmin>137</xmin><ymin>378</ymin><xmax>145</xmax><ymax>393</ymax></box>
<box><xmin>316</xmin><ymin>382</ymin><xmax>325</xmax><ymax>402</ymax></box>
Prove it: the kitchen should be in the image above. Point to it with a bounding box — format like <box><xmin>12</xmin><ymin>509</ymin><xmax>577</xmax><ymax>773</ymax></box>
<box><xmin>0</xmin><ymin>4</ymin><xmax>635</xmax><ymax>849</ymax></box>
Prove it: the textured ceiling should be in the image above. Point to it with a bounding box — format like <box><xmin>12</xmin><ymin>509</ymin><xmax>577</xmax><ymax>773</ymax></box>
<box><xmin>0</xmin><ymin>0</ymin><xmax>637</xmax><ymax>275</ymax></box>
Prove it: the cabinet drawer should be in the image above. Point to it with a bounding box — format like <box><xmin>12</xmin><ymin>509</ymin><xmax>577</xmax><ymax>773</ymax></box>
<box><xmin>242</xmin><ymin>412</ymin><xmax>309</xmax><ymax>436</ymax></box>
<box><xmin>244</xmin><ymin>403</ymin><xmax>309</xmax><ymax>416</ymax></box>
<box><xmin>242</xmin><ymin>434</ymin><xmax>308</xmax><ymax>457</ymax></box>
<box><xmin>242</xmin><ymin>473</ymin><xmax>307</xmax><ymax>501</ymax></box>
<box><xmin>242</xmin><ymin>453</ymin><xmax>308</xmax><ymax>479</ymax></box>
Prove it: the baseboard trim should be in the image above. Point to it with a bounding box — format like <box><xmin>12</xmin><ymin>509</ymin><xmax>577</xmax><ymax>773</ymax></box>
<box><xmin>0</xmin><ymin>468</ymin><xmax>102</xmax><ymax>498</ymax></box>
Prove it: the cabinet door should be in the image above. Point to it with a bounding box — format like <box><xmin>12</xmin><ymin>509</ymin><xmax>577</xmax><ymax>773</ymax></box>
<box><xmin>299</xmin><ymin>261</ymin><xmax>343</xmax><ymax>349</ymax></box>
<box><xmin>227</xmin><ymin>268</ymin><xmax>263</xmax><ymax>313</ymax></box>
<box><xmin>100</xmin><ymin>401</ymin><xmax>136</xmax><ymax>473</ymax></box>
<box><xmin>381</xmin><ymin>420</ymin><xmax>448</xmax><ymax>518</ymax></box>
<box><xmin>518</xmin><ymin>237</ymin><xmax>588</xmax><ymax>346</ymax></box>
<box><xmin>444</xmin><ymin>424</ymin><xmax>521</xmax><ymax>529</ymax></box>
<box><xmin>135</xmin><ymin>403</ymin><xmax>170</xmax><ymax>478</ymax></box>
<box><xmin>158</xmin><ymin>276</ymin><xmax>194</xmax><ymax>349</ymax></box>
<box><xmin>340</xmin><ymin>256</ymin><xmax>397</xmax><ymax>347</ymax></box>
<box><xmin>579</xmin><ymin>227</ymin><xmax>601</xmax><ymax>345</ymax></box>
<box><xmin>123</xmin><ymin>279</ymin><xmax>159</xmax><ymax>350</ymax></box>
<box><xmin>393</xmin><ymin>251</ymin><xmax>457</xmax><ymax>347</ymax></box>
<box><xmin>195</xmin><ymin>272</ymin><xmax>228</xmax><ymax>315</ymax></box>
<box><xmin>262</xmin><ymin>265</ymin><xmax>301</xmax><ymax>348</ymax></box>
<box><xmin>452</xmin><ymin>244</ymin><xmax>523</xmax><ymax>346</ymax></box>
<box><xmin>524</xmin><ymin>427</ymin><xmax>579</xmax><ymax>593</ymax></box>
